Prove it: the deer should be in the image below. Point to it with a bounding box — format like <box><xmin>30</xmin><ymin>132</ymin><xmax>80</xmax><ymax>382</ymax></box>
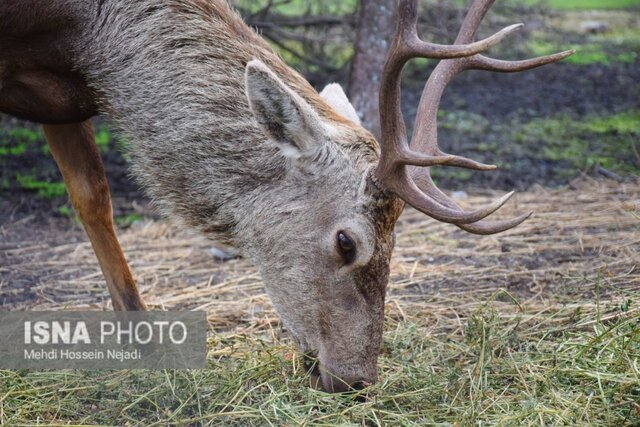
<box><xmin>0</xmin><ymin>0</ymin><xmax>571</xmax><ymax>393</ymax></box>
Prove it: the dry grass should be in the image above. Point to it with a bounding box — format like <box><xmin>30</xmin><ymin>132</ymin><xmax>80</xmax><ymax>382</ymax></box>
<box><xmin>0</xmin><ymin>177</ymin><xmax>639</xmax><ymax>425</ymax></box>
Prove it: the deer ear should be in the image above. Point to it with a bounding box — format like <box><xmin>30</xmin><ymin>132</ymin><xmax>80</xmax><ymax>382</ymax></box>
<box><xmin>245</xmin><ymin>59</ymin><xmax>326</xmax><ymax>159</ymax></box>
<box><xmin>320</xmin><ymin>83</ymin><xmax>361</xmax><ymax>126</ymax></box>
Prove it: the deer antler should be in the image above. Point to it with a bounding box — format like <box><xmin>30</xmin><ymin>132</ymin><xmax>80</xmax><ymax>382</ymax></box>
<box><xmin>376</xmin><ymin>0</ymin><xmax>573</xmax><ymax>234</ymax></box>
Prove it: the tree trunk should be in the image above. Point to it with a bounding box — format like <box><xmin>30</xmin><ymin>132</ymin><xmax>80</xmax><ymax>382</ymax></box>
<box><xmin>348</xmin><ymin>0</ymin><xmax>396</xmax><ymax>140</ymax></box>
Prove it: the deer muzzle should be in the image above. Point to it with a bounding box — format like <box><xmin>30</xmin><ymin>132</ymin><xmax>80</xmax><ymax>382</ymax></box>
<box><xmin>305</xmin><ymin>353</ymin><xmax>376</xmax><ymax>394</ymax></box>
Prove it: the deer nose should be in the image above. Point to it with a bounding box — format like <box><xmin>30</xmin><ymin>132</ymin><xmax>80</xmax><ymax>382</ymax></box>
<box><xmin>351</xmin><ymin>381</ymin><xmax>367</xmax><ymax>391</ymax></box>
<box><xmin>320</xmin><ymin>373</ymin><xmax>373</xmax><ymax>394</ymax></box>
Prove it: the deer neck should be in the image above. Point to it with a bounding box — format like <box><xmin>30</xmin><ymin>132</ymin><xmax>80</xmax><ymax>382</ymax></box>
<box><xmin>76</xmin><ymin>1</ymin><xmax>301</xmax><ymax>243</ymax></box>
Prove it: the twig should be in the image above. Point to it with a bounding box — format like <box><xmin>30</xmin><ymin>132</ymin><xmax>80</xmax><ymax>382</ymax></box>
<box><xmin>595</xmin><ymin>166</ymin><xmax>624</xmax><ymax>182</ymax></box>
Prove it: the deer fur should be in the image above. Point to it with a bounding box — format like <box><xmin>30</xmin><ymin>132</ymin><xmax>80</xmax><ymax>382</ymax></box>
<box><xmin>0</xmin><ymin>0</ymin><xmax>403</xmax><ymax>392</ymax></box>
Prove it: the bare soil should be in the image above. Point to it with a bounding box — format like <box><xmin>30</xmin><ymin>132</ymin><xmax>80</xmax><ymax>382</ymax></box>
<box><xmin>1</xmin><ymin>8</ymin><xmax>639</xmax><ymax>313</ymax></box>
<box><xmin>1</xmin><ymin>57</ymin><xmax>639</xmax><ymax>226</ymax></box>
<box><xmin>2</xmin><ymin>178</ymin><xmax>637</xmax><ymax>336</ymax></box>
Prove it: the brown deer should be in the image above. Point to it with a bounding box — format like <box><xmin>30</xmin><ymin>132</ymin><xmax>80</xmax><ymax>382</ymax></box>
<box><xmin>0</xmin><ymin>0</ymin><xmax>571</xmax><ymax>392</ymax></box>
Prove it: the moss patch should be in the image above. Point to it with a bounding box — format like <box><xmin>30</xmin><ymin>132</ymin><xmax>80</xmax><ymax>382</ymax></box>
<box><xmin>0</xmin><ymin>128</ymin><xmax>45</xmax><ymax>156</ymax></box>
<box><xmin>543</xmin><ymin>0</ymin><xmax>640</xmax><ymax>10</ymax></box>
<box><xmin>15</xmin><ymin>173</ymin><xmax>67</xmax><ymax>198</ymax></box>
<box><xmin>425</xmin><ymin>109</ymin><xmax>639</xmax><ymax>187</ymax></box>
<box><xmin>529</xmin><ymin>40</ymin><xmax>637</xmax><ymax>66</ymax></box>
<box><xmin>517</xmin><ymin>111</ymin><xmax>640</xmax><ymax>174</ymax></box>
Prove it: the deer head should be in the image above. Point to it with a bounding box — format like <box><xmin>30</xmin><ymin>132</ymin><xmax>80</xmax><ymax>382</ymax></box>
<box><xmin>242</xmin><ymin>59</ymin><xmax>400</xmax><ymax>393</ymax></box>
<box><xmin>240</xmin><ymin>0</ymin><xmax>571</xmax><ymax>393</ymax></box>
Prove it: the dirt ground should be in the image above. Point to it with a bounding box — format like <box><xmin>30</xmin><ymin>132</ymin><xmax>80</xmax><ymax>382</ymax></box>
<box><xmin>1</xmin><ymin>58</ymin><xmax>638</xmax><ymax>246</ymax></box>
<box><xmin>2</xmin><ymin>6</ymin><xmax>640</xmax><ymax>222</ymax></box>
<box><xmin>0</xmin><ymin>6</ymin><xmax>638</xmax><ymax>425</ymax></box>
<box><xmin>2</xmin><ymin>57</ymin><xmax>638</xmax><ymax>219</ymax></box>
<box><xmin>1</xmin><ymin>178</ymin><xmax>637</xmax><ymax>337</ymax></box>
<box><xmin>1</xmin><ymin>7</ymin><xmax>639</xmax><ymax>318</ymax></box>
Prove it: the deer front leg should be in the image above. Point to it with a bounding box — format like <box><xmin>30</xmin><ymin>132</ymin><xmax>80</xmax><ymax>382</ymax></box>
<box><xmin>43</xmin><ymin>121</ymin><xmax>146</xmax><ymax>311</ymax></box>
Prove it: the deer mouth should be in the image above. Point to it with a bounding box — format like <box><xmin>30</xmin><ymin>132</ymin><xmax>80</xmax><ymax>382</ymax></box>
<box><xmin>303</xmin><ymin>352</ymin><xmax>322</xmax><ymax>390</ymax></box>
<box><xmin>303</xmin><ymin>352</ymin><xmax>370</xmax><ymax>399</ymax></box>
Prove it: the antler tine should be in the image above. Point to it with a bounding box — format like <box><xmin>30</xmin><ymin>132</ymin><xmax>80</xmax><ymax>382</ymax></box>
<box><xmin>383</xmin><ymin>167</ymin><xmax>515</xmax><ymax>224</ymax></box>
<box><xmin>375</xmin><ymin>0</ymin><xmax>573</xmax><ymax>233</ymax></box>
<box><xmin>414</xmin><ymin>173</ymin><xmax>532</xmax><ymax>234</ymax></box>
<box><xmin>378</xmin><ymin>0</ymin><xmax>524</xmax><ymax>148</ymax></box>
<box><xmin>376</xmin><ymin>0</ymin><xmax>526</xmax><ymax>223</ymax></box>
<box><xmin>469</xmin><ymin>49</ymin><xmax>575</xmax><ymax>72</ymax></box>
<box><xmin>395</xmin><ymin>0</ymin><xmax>523</xmax><ymax>61</ymax></box>
<box><xmin>454</xmin><ymin>0</ymin><xmax>499</xmax><ymax>45</ymax></box>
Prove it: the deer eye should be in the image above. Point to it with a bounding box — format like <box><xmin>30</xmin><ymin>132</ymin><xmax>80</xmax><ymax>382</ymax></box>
<box><xmin>336</xmin><ymin>231</ymin><xmax>356</xmax><ymax>264</ymax></box>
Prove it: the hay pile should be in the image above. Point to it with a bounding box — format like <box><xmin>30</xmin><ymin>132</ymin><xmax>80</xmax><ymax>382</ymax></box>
<box><xmin>2</xmin><ymin>178</ymin><xmax>638</xmax><ymax>327</ymax></box>
<box><xmin>1</xmin><ymin>178</ymin><xmax>638</xmax><ymax>425</ymax></box>
<box><xmin>0</xmin><ymin>180</ymin><xmax>640</xmax><ymax>322</ymax></box>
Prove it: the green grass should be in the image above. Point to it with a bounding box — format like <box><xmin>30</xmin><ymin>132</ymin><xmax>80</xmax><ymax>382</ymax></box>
<box><xmin>0</xmin><ymin>177</ymin><xmax>10</xmax><ymax>197</ymax></box>
<box><xmin>0</xmin><ymin>125</ymin><xmax>120</xmax><ymax>156</ymax></box>
<box><xmin>454</xmin><ymin>0</ymin><xmax>640</xmax><ymax>10</ymax></box>
<box><xmin>95</xmin><ymin>128</ymin><xmax>112</xmax><ymax>153</ymax></box>
<box><xmin>1</xmin><ymin>297</ymin><xmax>638</xmax><ymax>425</ymax></box>
<box><xmin>57</xmin><ymin>205</ymin><xmax>73</xmax><ymax>217</ymax></box>
<box><xmin>238</xmin><ymin>0</ymin><xmax>640</xmax><ymax>13</ymax></box>
<box><xmin>0</xmin><ymin>128</ymin><xmax>44</xmax><ymax>156</ymax></box>
<box><xmin>15</xmin><ymin>173</ymin><xmax>67</xmax><ymax>198</ymax></box>
<box><xmin>424</xmin><ymin>109</ymin><xmax>640</xmax><ymax>187</ymax></box>
<box><xmin>0</xmin><ymin>125</ymin><xmax>128</xmax><ymax>200</ymax></box>
<box><xmin>516</xmin><ymin>110</ymin><xmax>640</xmax><ymax>174</ymax></box>
<box><xmin>115</xmin><ymin>213</ymin><xmax>144</xmax><ymax>227</ymax></box>
<box><xmin>543</xmin><ymin>0</ymin><xmax>640</xmax><ymax>10</ymax></box>
<box><xmin>236</xmin><ymin>0</ymin><xmax>356</xmax><ymax>16</ymax></box>
<box><xmin>529</xmin><ymin>40</ymin><xmax>638</xmax><ymax>66</ymax></box>
<box><xmin>582</xmin><ymin>111</ymin><xmax>640</xmax><ymax>134</ymax></box>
